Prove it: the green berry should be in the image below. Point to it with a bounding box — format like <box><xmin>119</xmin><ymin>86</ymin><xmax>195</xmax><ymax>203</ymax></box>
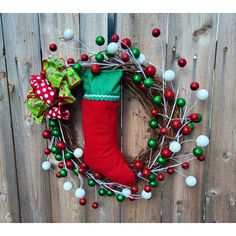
<box><xmin>95</xmin><ymin>36</ymin><xmax>105</xmax><ymax>46</ymax></box>
<box><xmin>95</xmin><ymin>53</ymin><xmax>104</xmax><ymax>62</ymax></box>
<box><xmin>149</xmin><ymin>180</ymin><xmax>158</xmax><ymax>188</ymax></box>
<box><xmin>144</xmin><ymin>77</ymin><xmax>154</xmax><ymax>88</ymax></box>
<box><xmin>49</xmin><ymin>119</ymin><xmax>58</xmax><ymax>128</ymax></box>
<box><xmin>187</xmin><ymin>123</ymin><xmax>195</xmax><ymax>130</ymax></box>
<box><xmin>131</xmin><ymin>48</ymin><xmax>140</xmax><ymax>58</ymax></box>
<box><xmin>73</xmin><ymin>62</ymin><xmax>82</xmax><ymax>73</ymax></box>
<box><xmin>149</xmin><ymin>173</ymin><xmax>156</xmax><ymax>181</ymax></box>
<box><xmin>133</xmin><ymin>74</ymin><xmax>142</xmax><ymax>84</ymax></box>
<box><xmin>60</xmin><ymin>169</ymin><xmax>67</xmax><ymax>177</ymax></box>
<box><xmin>105</xmin><ymin>50</ymin><xmax>114</xmax><ymax>58</ymax></box>
<box><xmin>51</xmin><ymin>146</ymin><xmax>59</xmax><ymax>154</ymax></box>
<box><xmin>153</xmin><ymin>95</ymin><xmax>162</xmax><ymax>105</ymax></box>
<box><xmin>88</xmin><ymin>179</ymin><xmax>96</xmax><ymax>187</ymax></box>
<box><xmin>73</xmin><ymin>168</ymin><xmax>78</xmax><ymax>175</ymax></box>
<box><xmin>117</xmin><ymin>194</ymin><xmax>125</xmax><ymax>202</ymax></box>
<box><xmin>65</xmin><ymin>152</ymin><xmax>72</xmax><ymax>160</ymax></box>
<box><xmin>52</xmin><ymin>128</ymin><xmax>60</xmax><ymax>137</ymax></box>
<box><xmin>177</xmin><ymin>98</ymin><xmax>186</xmax><ymax>107</ymax></box>
<box><xmin>193</xmin><ymin>147</ymin><xmax>203</xmax><ymax>157</ymax></box>
<box><xmin>98</xmin><ymin>188</ymin><xmax>106</xmax><ymax>196</ymax></box>
<box><xmin>55</xmin><ymin>153</ymin><xmax>62</xmax><ymax>161</ymax></box>
<box><xmin>157</xmin><ymin>156</ymin><xmax>167</xmax><ymax>165</ymax></box>
<box><xmin>149</xmin><ymin>119</ymin><xmax>158</xmax><ymax>128</ymax></box>
<box><xmin>148</xmin><ymin>139</ymin><xmax>157</xmax><ymax>148</ymax></box>
<box><xmin>195</xmin><ymin>113</ymin><xmax>202</xmax><ymax>123</ymax></box>
<box><xmin>107</xmin><ymin>190</ymin><xmax>114</xmax><ymax>196</ymax></box>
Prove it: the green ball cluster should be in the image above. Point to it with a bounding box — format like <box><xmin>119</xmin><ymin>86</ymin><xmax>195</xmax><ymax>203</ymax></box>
<box><xmin>107</xmin><ymin>190</ymin><xmax>114</xmax><ymax>196</ymax></box>
<box><xmin>144</xmin><ymin>77</ymin><xmax>153</xmax><ymax>88</ymax></box>
<box><xmin>49</xmin><ymin>119</ymin><xmax>58</xmax><ymax>128</ymax></box>
<box><xmin>195</xmin><ymin>113</ymin><xmax>202</xmax><ymax>123</ymax></box>
<box><xmin>95</xmin><ymin>53</ymin><xmax>104</xmax><ymax>62</ymax></box>
<box><xmin>157</xmin><ymin>156</ymin><xmax>167</xmax><ymax>165</ymax></box>
<box><xmin>149</xmin><ymin>180</ymin><xmax>158</xmax><ymax>187</ymax></box>
<box><xmin>60</xmin><ymin>169</ymin><xmax>67</xmax><ymax>177</ymax></box>
<box><xmin>51</xmin><ymin>146</ymin><xmax>59</xmax><ymax>154</ymax></box>
<box><xmin>117</xmin><ymin>194</ymin><xmax>125</xmax><ymax>202</ymax></box>
<box><xmin>149</xmin><ymin>173</ymin><xmax>156</xmax><ymax>181</ymax></box>
<box><xmin>52</xmin><ymin>128</ymin><xmax>60</xmax><ymax>137</ymax></box>
<box><xmin>131</xmin><ymin>48</ymin><xmax>140</xmax><ymax>58</ymax></box>
<box><xmin>65</xmin><ymin>152</ymin><xmax>72</xmax><ymax>160</ymax></box>
<box><xmin>73</xmin><ymin>62</ymin><xmax>82</xmax><ymax>73</ymax></box>
<box><xmin>98</xmin><ymin>188</ymin><xmax>107</xmax><ymax>196</ymax></box>
<box><xmin>133</xmin><ymin>74</ymin><xmax>142</xmax><ymax>84</ymax></box>
<box><xmin>193</xmin><ymin>147</ymin><xmax>203</xmax><ymax>157</ymax></box>
<box><xmin>177</xmin><ymin>98</ymin><xmax>186</xmax><ymax>107</ymax></box>
<box><xmin>187</xmin><ymin>123</ymin><xmax>195</xmax><ymax>130</ymax></box>
<box><xmin>95</xmin><ymin>36</ymin><xmax>105</xmax><ymax>46</ymax></box>
<box><xmin>88</xmin><ymin>179</ymin><xmax>96</xmax><ymax>187</ymax></box>
<box><xmin>148</xmin><ymin>139</ymin><xmax>157</xmax><ymax>148</ymax></box>
<box><xmin>149</xmin><ymin>119</ymin><xmax>158</xmax><ymax>128</ymax></box>
<box><xmin>105</xmin><ymin>50</ymin><xmax>114</xmax><ymax>58</ymax></box>
<box><xmin>55</xmin><ymin>153</ymin><xmax>62</xmax><ymax>161</ymax></box>
<box><xmin>153</xmin><ymin>95</ymin><xmax>162</xmax><ymax>105</ymax></box>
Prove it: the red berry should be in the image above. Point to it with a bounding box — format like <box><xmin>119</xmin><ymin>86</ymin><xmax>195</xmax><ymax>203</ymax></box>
<box><xmin>171</xmin><ymin>120</ymin><xmax>182</xmax><ymax>130</ymax></box>
<box><xmin>40</xmin><ymin>70</ymin><xmax>46</xmax><ymax>77</ymax></box>
<box><xmin>167</xmin><ymin>167</ymin><xmax>175</xmax><ymax>175</ymax></box>
<box><xmin>164</xmin><ymin>89</ymin><xmax>175</xmax><ymax>101</ymax></box>
<box><xmin>78</xmin><ymin>167</ymin><xmax>85</xmax><ymax>174</ymax></box>
<box><xmin>81</xmin><ymin>162</ymin><xmax>88</xmax><ymax>169</ymax></box>
<box><xmin>182</xmin><ymin>162</ymin><xmax>189</xmax><ymax>169</ymax></box>
<box><xmin>139</xmin><ymin>83</ymin><xmax>147</xmax><ymax>91</ymax></box>
<box><xmin>56</xmin><ymin>172</ymin><xmax>61</xmax><ymax>178</ymax></box>
<box><xmin>79</xmin><ymin>198</ymin><xmax>87</xmax><ymax>206</ymax></box>
<box><xmin>198</xmin><ymin>155</ymin><xmax>206</xmax><ymax>161</ymax></box>
<box><xmin>44</xmin><ymin>147</ymin><xmax>51</xmax><ymax>155</ymax></box>
<box><xmin>152</xmin><ymin>28</ymin><xmax>161</xmax><ymax>37</ymax></box>
<box><xmin>111</xmin><ymin>34</ymin><xmax>119</xmax><ymax>42</ymax></box>
<box><xmin>159</xmin><ymin>127</ymin><xmax>168</xmax><ymax>136</ymax></box>
<box><xmin>121</xmin><ymin>38</ymin><xmax>132</xmax><ymax>49</ymax></box>
<box><xmin>151</xmin><ymin>108</ymin><xmax>159</xmax><ymax>117</ymax></box>
<box><xmin>190</xmin><ymin>82</ymin><xmax>199</xmax><ymax>91</ymax></box>
<box><xmin>42</xmin><ymin>130</ymin><xmax>51</xmax><ymax>139</ymax></box>
<box><xmin>141</xmin><ymin>168</ymin><xmax>151</xmax><ymax>178</ymax></box>
<box><xmin>121</xmin><ymin>53</ymin><xmax>129</xmax><ymax>62</ymax></box>
<box><xmin>188</xmin><ymin>113</ymin><xmax>199</xmax><ymax>122</ymax></box>
<box><xmin>108</xmin><ymin>184</ymin><xmax>115</xmax><ymax>189</ymax></box>
<box><xmin>181</xmin><ymin>125</ymin><xmax>192</xmax><ymax>135</ymax></box>
<box><xmin>56</xmin><ymin>141</ymin><xmax>66</xmax><ymax>151</ymax></box>
<box><xmin>131</xmin><ymin>186</ymin><xmax>138</xmax><ymax>193</ymax></box>
<box><xmin>157</xmin><ymin>173</ymin><xmax>165</xmax><ymax>181</ymax></box>
<box><xmin>178</xmin><ymin>58</ymin><xmax>187</xmax><ymax>67</ymax></box>
<box><xmin>133</xmin><ymin>160</ymin><xmax>144</xmax><ymax>170</ymax></box>
<box><xmin>144</xmin><ymin>185</ymin><xmax>152</xmax><ymax>192</ymax></box>
<box><xmin>58</xmin><ymin>162</ymin><xmax>64</xmax><ymax>169</ymax></box>
<box><xmin>81</xmin><ymin>54</ymin><xmax>89</xmax><ymax>61</ymax></box>
<box><xmin>91</xmin><ymin>64</ymin><xmax>101</xmax><ymax>75</ymax></box>
<box><xmin>161</xmin><ymin>148</ymin><xmax>172</xmax><ymax>158</ymax></box>
<box><xmin>129</xmin><ymin>196</ymin><xmax>135</xmax><ymax>201</ymax></box>
<box><xmin>92</xmin><ymin>202</ymin><xmax>99</xmax><ymax>209</ymax></box>
<box><xmin>94</xmin><ymin>172</ymin><xmax>102</xmax><ymax>179</ymax></box>
<box><xmin>49</xmin><ymin>43</ymin><xmax>57</xmax><ymax>52</ymax></box>
<box><xmin>67</xmin><ymin>58</ymin><xmax>75</xmax><ymax>64</ymax></box>
<box><xmin>66</xmin><ymin>160</ymin><xmax>74</xmax><ymax>169</ymax></box>
<box><xmin>145</xmin><ymin>65</ymin><xmax>156</xmax><ymax>77</ymax></box>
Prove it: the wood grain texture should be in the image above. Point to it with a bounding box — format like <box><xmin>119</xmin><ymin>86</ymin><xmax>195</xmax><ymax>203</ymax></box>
<box><xmin>116</xmin><ymin>13</ymin><xmax>168</xmax><ymax>223</ymax></box>
<box><xmin>162</xmin><ymin>13</ymin><xmax>218</xmax><ymax>223</ymax></box>
<box><xmin>205</xmin><ymin>13</ymin><xmax>236</xmax><ymax>223</ymax></box>
<box><xmin>0</xmin><ymin>15</ymin><xmax>20</xmax><ymax>223</ymax></box>
<box><xmin>2</xmin><ymin>13</ymin><xmax>52</xmax><ymax>222</ymax></box>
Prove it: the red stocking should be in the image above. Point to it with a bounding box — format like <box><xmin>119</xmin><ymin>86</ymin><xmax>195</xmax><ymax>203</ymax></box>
<box><xmin>81</xmin><ymin>70</ymin><xmax>136</xmax><ymax>186</ymax></box>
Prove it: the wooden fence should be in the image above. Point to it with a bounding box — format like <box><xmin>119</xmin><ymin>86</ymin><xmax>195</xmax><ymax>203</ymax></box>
<box><xmin>0</xmin><ymin>13</ymin><xmax>235</xmax><ymax>223</ymax></box>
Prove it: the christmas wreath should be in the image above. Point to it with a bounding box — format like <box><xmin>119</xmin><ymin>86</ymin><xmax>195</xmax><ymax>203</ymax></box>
<box><xmin>25</xmin><ymin>28</ymin><xmax>209</xmax><ymax>209</ymax></box>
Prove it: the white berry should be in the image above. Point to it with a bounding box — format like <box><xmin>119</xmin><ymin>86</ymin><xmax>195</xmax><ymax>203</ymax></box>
<box><xmin>196</xmin><ymin>89</ymin><xmax>209</xmax><ymax>101</ymax></box>
<box><xmin>196</xmin><ymin>135</ymin><xmax>209</xmax><ymax>147</ymax></box>
<box><xmin>141</xmin><ymin>190</ymin><xmax>152</xmax><ymax>200</ymax></box>
<box><xmin>42</xmin><ymin>161</ymin><xmax>51</xmax><ymax>170</ymax></box>
<box><xmin>163</xmin><ymin>70</ymin><xmax>175</xmax><ymax>81</ymax></box>
<box><xmin>185</xmin><ymin>176</ymin><xmax>197</xmax><ymax>187</ymax></box>
<box><xmin>121</xmin><ymin>188</ymin><xmax>131</xmax><ymax>197</ymax></box>
<box><xmin>107</xmin><ymin>42</ymin><xmax>119</xmax><ymax>54</ymax></box>
<box><xmin>75</xmin><ymin>188</ymin><xmax>85</xmax><ymax>198</ymax></box>
<box><xmin>169</xmin><ymin>141</ymin><xmax>181</xmax><ymax>153</ymax></box>
<box><xmin>63</xmin><ymin>182</ymin><xmax>73</xmax><ymax>191</ymax></box>
<box><xmin>73</xmin><ymin>148</ymin><xmax>83</xmax><ymax>158</ymax></box>
<box><xmin>137</xmin><ymin>53</ymin><xmax>146</xmax><ymax>65</ymax></box>
<box><xmin>63</xmin><ymin>29</ymin><xmax>74</xmax><ymax>40</ymax></box>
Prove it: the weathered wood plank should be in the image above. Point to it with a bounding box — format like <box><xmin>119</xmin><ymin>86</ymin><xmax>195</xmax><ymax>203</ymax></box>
<box><xmin>0</xmin><ymin>14</ymin><xmax>20</xmax><ymax>223</ymax></box>
<box><xmin>116</xmin><ymin>13</ymin><xmax>168</xmax><ymax>223</ymax></box>
<box><xmin>2</xmin><ymin>13</ymin><xmax>52</xmax><ymax>222</ymax></box>
<box><xmin>39</xmin><ymin>13</ymin><xmax>87</xmax><ymax>223</ymax></box>
<box><xmin>205</xmin><ymin>13</ymin><xmax>236</xmax><ymax>223</ymax></box>
<box><xmin>79</xmin><ymin>13</ymin><xmax>122</xmax><ymax>223</ymax></box>
<box><xmin>162</xmin><ymin>13</ymin><xmax>218</xmax><ymax>223</ymax></box>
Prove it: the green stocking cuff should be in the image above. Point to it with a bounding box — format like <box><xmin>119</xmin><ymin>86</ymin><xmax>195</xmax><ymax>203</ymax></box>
<box><xmin>81</xmin><ymin>69</ymin><xmax>123</xmax><ymax>101</ymax></box>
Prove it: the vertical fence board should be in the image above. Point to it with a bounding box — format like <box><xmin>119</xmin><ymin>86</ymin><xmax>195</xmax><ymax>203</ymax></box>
<box><xmin>79</xmin><ymin>13</ymin><xmax>121</xmax><ymax>223</ymax></box>
<box><xmin>206</xmin><ymin>14</ymin><xmax>236</xmax><ymax>223</ymax></box>
<box><xmin>2</xmin><ymin>13</ymin><xmax>52</xmax><ymax>222</ymax></box>
<box><xmin>0</xmin><ymin>15</ymin><xmax>20</xmax><ymax>223</ymax></box>
<box><xmin>162</xmin><ymin>13</ymin><xmax>218</xmax><ymax>223</ymax></box>
<box><xmin>116</xmin><ymin>13</ymin><xmax>168</xmax><ymax>223</ymax></box>
<box><xmin>39</xmin><ymin>13</ymin><xmax>86</xmax><ymax>223</ymax></box>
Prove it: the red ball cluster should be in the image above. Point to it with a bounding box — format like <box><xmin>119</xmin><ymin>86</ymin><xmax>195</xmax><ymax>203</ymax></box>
<box><xmin>91</xmin><ymin>64</ymin><xmax>101</xmax><ymax>75</ymax></box>
<box><xmin>152</xmin><ymin>28</ymin><xmax>161</xmax><ymax>37</ymax></box>
<box><xmin>81</xmin><ymin>54</ymin><xmax>89</xmax><ymax>61</ymax></box>
<box><xmin>111</xmin><ymin>34</ymin><xmax>119</xmax><ymax>42</ymax></box>
<box><xmin>178</xmin><ymin>58</ymin><xmax>187</xmax><ymax>67</ymax></box>
<box><xmin>121</xmin><ymin>38</ymin><xmax>132</xmax><ymax>49</ymax></box>
<box><xmin>145</xmin><ymin>65</ymin><xmax>156</xmax><ymax>77</ymax></box>
<box><xmin>49</xmin><ymin>43</ymin><xmax>57</xmax><ymax>52</ymax></box>
<box><xmin>164</xmin><ymin>89</ymin><xmax>175</xmax><ymax>101</ymax></box>
<box><xmin>161</xmin><ymin>148</ymin><xmax>172</xmax><ymax>158</ymax></box>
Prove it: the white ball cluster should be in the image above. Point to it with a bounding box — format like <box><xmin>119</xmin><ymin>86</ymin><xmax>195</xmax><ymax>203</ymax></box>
<box><xmin>73</xmin><ymin>148</ymin><xmax>83</xmax><ymax>158</ymax></box>
<box><xmin>141</xmin><ymin>190</ymin><xmax>152</xmax><ymax>200</ymax></box>
<box><xmin>137</xmin><ymin>53</ymin><xmax>146</xmax><ymax>65</ymax></box>
<box><xmin>121</xmin><ymin>188</ymin><xmax>131</xmax><ymax>197</ymax></box>
<box><xmin>75</xmin><ymin>188</ymin><xmax>85</xmax><ymax>198</ymax></box>
<box><xmin>107</xmin><ymin>42</ymin><xmax>119</xmax><ymax>54</ymax></box>
<box><xmin>196</xmin><ymin>135</ymin><xmax>209</xmax><ymax>147</ymax></box>
<box><xmin>196</xmin><ymin>89</ymin><xmax>209</xmax><ymax>101</ymax></box>
<box><xmin>63</xmin><ymin>182</ymin><xmax>73</xmax><ymax>191</ymax></box>
<box><xmin>63</xmin><ymin>29</ymin><xmax>74</xmax><ymax>40</ymax></box>
<box><xmin>185</xmin><ymin>176</ymin><xmax>197</xmax><ymax>187</ymax></box>
<box><xmin>169</xmin><ymin>141</ymin><xmax>181</xmax><ymax>153</ymax></box>
<box><xmin>41</xmin><ymin>161</ymin><xmax>51</xmax><ymax>170</ymax></box>
<box><xmin>163</xmin><ymin>70</ymin><xmax>175</xmax><ymax>81</ymax></box>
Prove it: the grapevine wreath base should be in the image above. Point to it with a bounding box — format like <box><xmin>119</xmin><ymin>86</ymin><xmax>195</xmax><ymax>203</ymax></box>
<box><xmin>25</xmin><ymin>28</ymin><xmax>210</xmax><ymax>208</ymax></box>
